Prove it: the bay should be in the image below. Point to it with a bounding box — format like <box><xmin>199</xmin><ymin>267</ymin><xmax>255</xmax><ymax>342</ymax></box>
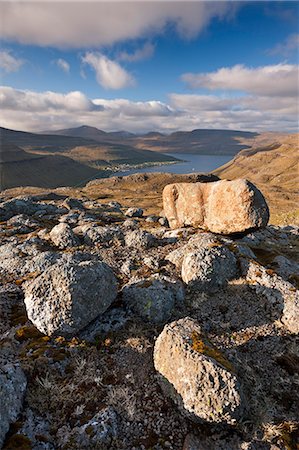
<box><xmin>112</xmin><ymin>153</ymin><xmax>233</xmax><ymax>176</ymax></box>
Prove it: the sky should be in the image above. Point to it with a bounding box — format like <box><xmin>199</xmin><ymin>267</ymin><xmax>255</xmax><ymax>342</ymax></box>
<box><xmin>0</xmin><ymin>0</ymin><xmax>298</xmax><ymax>133</ymax></box>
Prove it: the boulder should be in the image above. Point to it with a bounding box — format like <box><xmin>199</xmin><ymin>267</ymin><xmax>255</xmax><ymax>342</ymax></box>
<box><xmin>242</xmin><ymin>260</ymin><xmax>299</xmax><ymax>334</ymax></box>
<box><xmin>122</xmin><ymin>275</ymin><xmax>184</xmax><ymax>323</ymax></box>
<box><xmin>58</xmin><ymin>407</ymin><xmax>118</xmax><ymax>449</ymax></box>
<box><xmin>0</xmin><ymin>358</ymin><xmax>27</xmax><ymax>448</ymax></box>
<box><xmin>84</xmin><ymin>226</ymin><xmax>123</xmax><ymax>246</ymax></box>
<box><xmin>62</xmin><ymin>198</ymin><xmax>85</xmax><ymax>211</ymax></box>
<box><xmin>181</xmin><ymin>245</ymin><xmax>238</xmax><ymax>291</ymax></box>
<box><xmin>163</xmin><ymin>179</ymin><xmax>269</xmax><ymax>234</ymax></box>
<box><xmin>166</xmin><ymin>233</ymin><xmax>219</xmax><ymax>270</ymax></box>
<box><xmin>124</xmin><ymin>207</ymin><xmax>143</xmax><ymax>218</ymax></box>
<box><xmin>49</xmin><ymin>223</ymin><xmax>79</xmax><ymax>249</ymax></box>
<box><xmin>154</xmin><ymin>318</ymin><xmax>244</xmax><ymax>425</ymax></box>
<box><xmin>124</xmin><ymin>229</ymin><xmax>156</xmax><ymax>249</ymax></box>
<box><xmin>23</xmin><ymin>255</ymin><xmax>118</xmax><ymax>336</ymax></box>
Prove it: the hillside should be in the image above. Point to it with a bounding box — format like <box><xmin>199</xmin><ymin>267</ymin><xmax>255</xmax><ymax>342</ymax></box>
<box><xmin>0</xmin><ymin>127</ymin><xmax>179</xmax><ymax>189</ymax></box>
<box><xmin>0</xmin><ymin>140</ymin><xmax>104</xmax><ymax>190</ymax></box>
<box><xmin>131</xmin><ymin>129</ymin><xmax>259</xmax><ymax>155</ymax></box>
<box><xmin>45</xmin><ymin>125</ymin><xmax>259</xmax><ymax>155</ymax></box>
<box><xmin>213</xmin><ymin>134</ymin><xmax>299</xmax><ymax>224</ymax></box>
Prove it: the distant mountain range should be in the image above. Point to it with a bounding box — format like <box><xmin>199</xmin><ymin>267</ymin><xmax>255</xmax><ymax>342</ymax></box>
<box><xmin>1</xmin><ymin>124</ymin><xmax>292</xmax><ymax>190</ymax></box>
<box><xmin>0</xmin><ymin>126</ymin><xmax>179</xmax><ymax>190</ymax></box>
<box><xmin>44</xmin><ymin>125</ymin><xmax>258</xmax><ymax>155</ymax></box>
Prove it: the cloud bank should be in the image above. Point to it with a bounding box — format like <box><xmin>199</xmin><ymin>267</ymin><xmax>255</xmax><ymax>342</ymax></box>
<box><xmin>182</xmin><ymin>63</ymin><xmax>298</xmax><ymax>97</ymax></box>
<box><xmin>0</xmin><ymin>83</ymin><xmax>297</xmax><ymax>134</ymax></box>
<box><xmin>0</xmin><ymin>1</ymin><xmax>235</xmax><ymax>48</ymax></box>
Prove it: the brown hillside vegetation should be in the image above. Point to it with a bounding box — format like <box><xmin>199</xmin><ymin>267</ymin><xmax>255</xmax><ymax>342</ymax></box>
<box><xmin>213</xmin><ymin>134</ymin><xmax>299</xmax><ymax>225</ymax></box>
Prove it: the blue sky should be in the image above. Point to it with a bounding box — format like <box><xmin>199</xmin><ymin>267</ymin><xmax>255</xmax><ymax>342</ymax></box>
<box><xmin>0</xmin><ymin>1</ymin><xmax>298</xmax><ymax>133</ymax></box>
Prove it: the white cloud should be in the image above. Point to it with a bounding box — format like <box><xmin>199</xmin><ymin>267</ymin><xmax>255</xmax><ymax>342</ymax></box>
<box><xmin>0</xmin><ymin>50</ymin><xmax>24</xmax><ymax>73</ymax></box>
<box><xmin>118</xmin><ymin>42</ymin><xmax>155</xmax><ymax>62</ymax></box>
<box><xmin>182</xmin><ymin>63</ymin><xmax>299</xmax><ymax>97</ymax></box>
<box><xmin>54</xmin><ymin>58</ymin><xmax>70</xmax><ymax>73</ymax></box>
<box><xmin>268</xmin><ymin>33</ymin><xmax>299</xmax><ymax>57</ymax></box>
<box><xmin>81</xmin><ymin>52</ymin><xmax>135</xmax><ymax>90</ymax></box>
<box><xmin>0</xmin><ymin>1</ymin><xmax>236</xmax><ymax>48</ymax></box>
<box><xmin>0</xmin><ymin>86</ymin><xmax>297</xmax><ymax>134</ymax></box>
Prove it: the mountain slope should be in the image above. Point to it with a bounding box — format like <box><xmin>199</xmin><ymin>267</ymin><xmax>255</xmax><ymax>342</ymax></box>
<box><xmin>0</xmin><ymin>140</ymin><xmax>104</xmax><ymax>190</ymax></box>
<box><xmin>131</xmin><ymin>129</ymin><xmax>259</xmax><ymax>155</ymax></box>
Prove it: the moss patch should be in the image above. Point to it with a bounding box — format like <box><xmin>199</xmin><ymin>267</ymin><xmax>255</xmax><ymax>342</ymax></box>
<box><xmin>191</xmin><ymin>331</ymin><xmax>234</xmax><ymax>373</ymax></box>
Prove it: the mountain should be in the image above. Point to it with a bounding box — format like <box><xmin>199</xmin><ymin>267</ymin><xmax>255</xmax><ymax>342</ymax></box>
<box><xmin>43</xmin><ymin>125</ymin><xmax>108</xmax><ymax>142</ymax></box>
<box><xmin>0</xmin><ymin>126</ymin><xmax>98</xmax><ymax>152</ymax></box>
<box><xmin>0</xmin><ymin>140</ymin><xmax>103</xmax><ymax>190</ymax></box>
<box><xmin>0</xmin><ymin>127</ymin><xmax>180</xmax><ymax>189</ymax></box>
<box><xmin>213</xmin><ymin>134</ymin><xmax>299</xmax><ymax>224</ymax></box>
<box><xmin>131</xmin><ymin>129</ymin><xmax>259</xmax><ymax>155</ymax></box>
<box><xmin>44</xmin><ymin>125</ymin><xmax>136</xmax><ymax>142</ymax></box>
<box><xmin>43</xmin><ymin>126</ymin><xmax>258</xmax><ymax>155</ymax></box>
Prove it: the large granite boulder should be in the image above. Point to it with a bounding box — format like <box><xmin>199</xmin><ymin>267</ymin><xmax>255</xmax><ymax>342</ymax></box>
<box><xmin>0</xmin><ymin>358</ymin><xmax>27</xmax><ymax>448</ymax></box>
<box><xmin>163</xmin><ymin>179</ymin><xmax>269</xmax><ymax>234</ymax></box>
<box><xmin>23</xmin><ymin>255</ymin><xmax>118</xmax><ymax>336</ymax></box>
<box><xmin>154</xmin><ymin>318</ymin><xmax>244</xmax><ymax>425</ymax></box>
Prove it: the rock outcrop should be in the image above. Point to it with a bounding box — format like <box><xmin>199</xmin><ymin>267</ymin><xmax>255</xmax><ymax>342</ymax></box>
<box><xmin>0</xmin><ymin>358</ymin><xmax>27</xmax><ymax>448</ymax></box>
<box><xmin>181</xmin><ymin>245</ymin><xmax>238</xmax><ymax>291</ymax></box>
<box><xmin>163</xmin><ymin>179</ymin><xmax>269</xmax><ymax>233</ymax></box>
<box><xmin>49</xmin><ymin>223</ymin><xmax>79</xmax><ymax>249</ymax></box>
<box><xmin>122</xmin><ymin>275</ymin><xmax>184</xmax><ymax>323</ymax></box>
<box><xmin>23</xmin><ymin>255</ymin><xmax>118</xmax><ymax>336</ymax></box>
<box><xmin>154</xmin><ymin>318</ymin><xmax>244</xmax><ymax>425</ymax></box>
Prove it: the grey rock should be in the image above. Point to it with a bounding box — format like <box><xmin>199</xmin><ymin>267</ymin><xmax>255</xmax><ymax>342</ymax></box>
<box><xmin>242</xmin><ymin>259</ymin><xmax>299</xmax><ymax>333</ymax></box>
<box><xmin>23</xmin><ymin>255</ymin><xmax>118</xmax><ymax>336</ymax></box>
<box><xmin>49</xmin><ymin>223</ymin><xmax>79</xmax><ymax>249</ymax></box>
<box><xmin>145</xmin><ymin>215</ymin><xmax>159</xmax><ymax>223</ymax></box>
<box><xmin>166</xmin><ymin>233</ymin><xmax>221</xmax><ymax>270</ymax></box>
<box><xmin>272</xmin><ymin>255</ymin><xmax>299</xmax><ymax>281</ymax></box>
<box><xmin>125</xmin><ymin>229</ymin><xmax>156</xmax><ymax>249</ymax></box>
<box><xmin>0</xmin><ymin>358</ymin><xmax>27</xmax><ymax>448</ymax></box>
<box><xmin>154</xmin><ymin>317</ymin><xmax>244</xmax><ymax>425</ymax></box>
<box><xmin>124</xmin><ymin>207</ymin><xmax>143</xmax><ymax>218</ymax></box>
<box><xmin>58</xmin><ymin>212</ymin><xmax>80</xmax><ymax>225</ymax></box>
<box><xmin>122</xmin><ymin>218</ymin><xmax>139</xmax><ymax>230</ymax></box>
<box><xmin>182</xmin><ymin>245</ymin><xmax>238</xmax><ymax>291</ymax></box>
<box><xmin>60</xmin><ymin>407</ymin><xmax>117</xmax><ymax>449</ymax></box>
<box><xmin>7</xmin><ymin>214</ymin><xmax>40</xmax><ymax>228</ymax></box>
<box><xmin>62</xmin><ymin>198</ymin><xmax>85</xmax><ymax>211</ymax></box>
<box><xmin>84</xmin><ymin>225</ymin><xmax>123</xmax><ymax>246</ymax></box>
<box><xmin>158</xmin><ymin>217</ymin><xmax>169</xmax><ymax>227</ymax></box>
<box><xmin>122</xmin><ymin>275</ymin><xmax>184</xmax><ymax>323</ymax></box>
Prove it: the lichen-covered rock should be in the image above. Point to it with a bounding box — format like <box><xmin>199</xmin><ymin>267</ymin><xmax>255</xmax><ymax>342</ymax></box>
<box><xmin>242</xmin><ymin>260</ymin><xmax>299</xmax><ymax>334</ymax></box>
<box><xmin>84</xmin><ymin>226</ymin><xmax>123</xmax><ymax>246</ymax></box>
<box><xmin>58</xmin><ymin>407</ymin><xmax>118</xmax><ymax>449</ymax></box>
<box><xmin>0</xmin><ymin>358</ymin><xmax>27</xmax><ymax>448</ymax></box>
<box><xmin>49</xmin><ymin>223</ymin><xmax>79</xmax><ymax>249</ymax></box>
<box><xmin>181</xmin><ymin>245</ymin><xmax>238</xmax><ymax>291</ymax></box>
<box><xmin>154</xmin><ymin>318</ymin><xmax>244</xmax><ymax>425</ymax></box>
<box><xmin>124</xmin><ymin>207</ymin><xmax>143</xmax><ymax>218</ymax></box>
<box><xmin>23</xmin><ymin>255</ymin><xmax>118</xmax><ymax>336</ymax></box>
<box><xmin>124</xmin><ymin>229</ymin><xmax>156</xmax><ymax>249</ymax></box>
<box><xmin>166</xmin><ymin>233</ymin><xmax>219</xmax><ymax>270</ymax></box>
<box><xmin>163</xmin><ymin>179</ymin><xmax>269</xmax><ymax>234</ymax></box>
<box><xmin>62</xmin><ymin>197</ymin><xmax>85</xmax><ymax>211</ymax></box>
<box><xmin>122</xmin><ymin>275</ymin><xmax>184</xmax><ymax>323</ymax></box>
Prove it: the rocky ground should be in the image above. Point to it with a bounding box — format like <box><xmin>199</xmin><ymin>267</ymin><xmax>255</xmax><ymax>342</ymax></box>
<box><xmin>0</xmin><ymin>183</ymin><xmax>298</xmax><ymax>450</ymax></box>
